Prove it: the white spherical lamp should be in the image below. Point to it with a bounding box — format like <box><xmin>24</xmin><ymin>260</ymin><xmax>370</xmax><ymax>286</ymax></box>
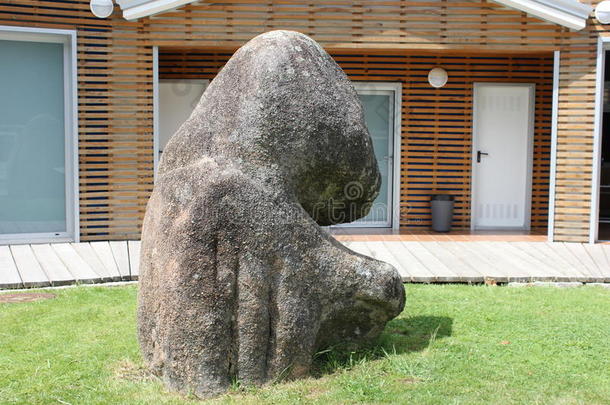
<box><xmin>428</xmin><ymin>67</ymin><xmax>448</xmax><ymax>88</ymax></box>
<box><xmin>90</xmin><ymin>0</ymin><xmax>114</xmax><ymax>18</ymax></box>
<box><xmin>596</xmin><ymin>1</ymin><xmax>610</xmax><ymax>24</ymax></box>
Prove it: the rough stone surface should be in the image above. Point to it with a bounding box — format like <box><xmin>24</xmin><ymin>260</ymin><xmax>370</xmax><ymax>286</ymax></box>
<box><xmin>137</xmin><ymin>30</ymin><xmax>406</xmax><ymax>399</ymax></box>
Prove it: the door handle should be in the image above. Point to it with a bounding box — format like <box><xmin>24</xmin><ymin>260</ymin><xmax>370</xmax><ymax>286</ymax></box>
<box><xmin>477</xmin><ymin>150</ymin><xmax>489</xmax><ymax>163</ymax></box>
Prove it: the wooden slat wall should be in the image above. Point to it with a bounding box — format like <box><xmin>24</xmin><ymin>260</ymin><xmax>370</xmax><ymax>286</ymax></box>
<box><xmin>0</xmin><ymin>0</ymin><xmax>603</xmax><ymax>241</ymax></box>
<box><xmin>159</xmin><ymin>49</ymin><xmax>552</xmax><ymax>229</ymax></box>
<box><xmin>145</xmin><ymin>0</ymin><xmax>567</xmax><ymax>52</ymax></box>
<box><xmin>396</xmin><ymin>54</ymin><xmax>553</xmax><ymax>229</ymax></box>
<box><xmin>0</xmin><ymin>0</ymin><xmax>154</xmax><ymax>241</ymax></box>
<box><xmin>146</xmin><ymin>0</ymin><xmax>601</xmax><ymax>241</ymax></box>
<box><xmin>81</xmin><ymin>22</ymin><xmax>154</xmax><ymax>241</ymax></box>
<box><xmin>554</xmin><ymin>18</ymin><xmax>599</xmax><ymax>242</ymax></box>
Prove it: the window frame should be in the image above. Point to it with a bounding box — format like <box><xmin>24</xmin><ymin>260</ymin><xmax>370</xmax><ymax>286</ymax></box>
<box><xmin>0</xmin><ymin>25</ymin><xmax>79</xmax><ymax>244</ymax></box>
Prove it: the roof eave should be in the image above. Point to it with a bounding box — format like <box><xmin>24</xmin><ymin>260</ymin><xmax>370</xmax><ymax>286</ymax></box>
<box><xmin>116</xmin><ymin>0</ymin><xmax>593</xmax><ymax>31</ymax></box>
<box><xmin>116</xmin><ymin>0</ymin><xmax>198</xmax><ymax>20</ymax></box>
<box><xmin>491</xmin><ymin>0</ymin><xmax>593</xmax><ymax>30</ymax></box>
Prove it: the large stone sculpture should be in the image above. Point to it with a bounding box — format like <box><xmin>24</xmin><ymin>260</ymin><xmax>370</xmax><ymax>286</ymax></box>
<box><xmin>137</xmin><ymin>30</ymin><xmax>405</xmax><ymax>398</ymax></box>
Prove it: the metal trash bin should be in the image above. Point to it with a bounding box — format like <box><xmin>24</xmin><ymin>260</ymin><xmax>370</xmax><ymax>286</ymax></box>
<box><xmin>430</xmin><ymin>194</ymin><xmax>454</xmax><ymax>232</ymax></box>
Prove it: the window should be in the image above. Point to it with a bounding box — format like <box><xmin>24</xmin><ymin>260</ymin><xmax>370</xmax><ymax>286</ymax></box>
<box><xmin>0</xmin><ymin>26</ymin><xmax>77</xmax><ymax>243</ymax></box>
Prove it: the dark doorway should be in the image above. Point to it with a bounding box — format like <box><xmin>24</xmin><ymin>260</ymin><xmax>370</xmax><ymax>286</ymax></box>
<box><xmin>598</xmin><ymin>50</ymin><xmax>610</xmax><ymax>241</ymax></box>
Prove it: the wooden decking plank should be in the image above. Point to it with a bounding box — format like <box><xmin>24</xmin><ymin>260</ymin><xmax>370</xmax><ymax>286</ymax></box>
<box><xmin>367</xmin><ymin>242</ymin><xmax>402</xmax><ymax>267</ymax></box>
<box><xmin>563</xmin><ymin>243</ymin><xmax>605</xmax><ymax>281</ymax></box>
<box><xmin>127</xmin><ymin>240</ymin><xmax>141</xmax><ymax>280</ymax></box>
<box><xmin>502</xmin><ymin>242</ymin><xmax>563</xmax><ymax>281</ymax></box>
<box><xmin>0</xmin><ymin>245</ymin><xmax>22</xmax><ymax>289</ymax></box>
<box><xmin>350</xmin><ymin>241</ymin><xmax>395</xmax><ymax>265</ymax></box>
<box><xmin>439</xmin><ymin>242</ymin><xmax>492</xmax><ymax>280</ymax></box>
<box><xmin>341</xmin><ymin>241</ymin><xmax>364</xmax><ymax>257</ymax></box>
<box><xmin>549</xmin><ymin>243</ymin><xmax>595</xmax><ymax>281</ymax></box>
<box><xmin>51</xmin><ymin>243</ymin><xmax>100</xmax><ymax>284</ymax></box>
<box><xmin>494</xmin><ymin>242</ymin><xmax>559</xmax><ymax>281</ymax></box>
<box><xmin>109</xmin><ymin>241</ymin><xmax>131</xmax><ymax>280</ymax></box>
<box><xmin>354</xmin><ymin>241</ymin><xmax>411</xmax><ymax>281</ymax></box>
<box><xmin>545</xmin><ymin>243</ymin><xmax>593</xmax><ymax>282</ymax></box>
<box><xmin>401</xmin><ymin>241</ymin><xmax>460</xmax><ymax>282</ymax></box>
<box><xmin>30</xmin><ymin>244</ymin><xmax>75</xmax><ymax>286</ymax></box>
<box><xmin>600</xmin><ymin>245</ymin><xmax>610</xmax><ymax>279</ymax></box>
<box><xmin>457</xmin><ymin>242</ymin><xmax>513</xmax><ymax>282</ymax></box>
<box><xmin>345</xmin><ymin>241</ymin><xmax>381</xmax><ymax>262</ymax></box>
<box><xmin>488</xmin><ymin>242</ymin><xmax>545</xmax><ymax>280</ymax></box>
<box><xmin>469</xmin><ymin>242</ymin><xmax>532</xmax><ymax>282</ymax></box>
<box><xmin>382</xmin><ymin>241</ymin><xmax>436</xmax><ymax>282</ymax></box>
<box><xmin>3</xmin><ymin>239</ymin><xmax>610</xmax><ymax>290</ymax></box>
<box><xmin>351</xmin><ymin>241</ymin><xmax>385</xmax><ymax>261</ymax></box>
<box><xmin>89</xmin><ymin>241</ymin><xmax>122</xmax><ymax>280</ymax></box>
<box><xmin>344</xmin><ymin>241</ymin><xmax>372</xmax><ymax>258</ymax></box>
<box><xmin>512</xmin><ymin>242</ymin><xmax>573</xmax><ymax>277</ymax></box>
<box><xmin>421</xmin><ymin>242</ymin><xmax>484</xmax><ymax>282</ymax></box>
<box><xmin>536</xmin><ymin>242</ymin><xmax>587</xmax><ymax>282</ymax></box>
<box><xmin>10</xmin><ymin>245</ymin><xmax>50</xmax><ymax>288</ymax></box>
<box><xmin>72</xmin><ymin>242</ymin><xmax>118</xmax><ymax>282</ymax></box>
<box><xmin>582</xmin><ymin>244</ymin><xmax>610</xmax><ymax>282</ymax></box>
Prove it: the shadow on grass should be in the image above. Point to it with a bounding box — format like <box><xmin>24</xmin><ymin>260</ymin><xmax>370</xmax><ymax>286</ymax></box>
<box><xmin>311</xmin><ymin>315</ymin><xmax>453</xmax><ymax>376</ymax></box>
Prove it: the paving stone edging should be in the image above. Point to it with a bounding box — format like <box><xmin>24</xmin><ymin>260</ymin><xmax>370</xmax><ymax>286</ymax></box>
<box><xmin>508</xmin><ymin>282</ymin><xmax>610</xmax><ymax>288</ymax></box>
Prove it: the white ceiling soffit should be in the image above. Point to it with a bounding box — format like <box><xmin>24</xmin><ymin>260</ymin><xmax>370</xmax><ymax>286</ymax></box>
<box><xmin>116</xmin><ymin>0</ymin><xmax>199</xmax><ymax>20</ymax></box>
<box><xmin>117</xmin><ymin>0</ymin><xmax>592</xmax><ymax>29</ymax></box>
<box><xmin>491</xmin><ymin>0</ymin><xmax>592</xmax><ymax>30</ymax></box>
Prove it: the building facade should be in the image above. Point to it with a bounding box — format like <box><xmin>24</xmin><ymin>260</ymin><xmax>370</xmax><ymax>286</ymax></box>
<box><xmin>0</xmin><ymin>0</ymin><xmax>607</xmax><ymax>243</ymax></box>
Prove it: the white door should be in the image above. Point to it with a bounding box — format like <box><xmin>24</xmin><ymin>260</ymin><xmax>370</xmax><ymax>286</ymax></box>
<box><xmin>339</xmin><ymin>82</ymin><xmax>401</xmax><ymax>228</ymax></box>
<box><xmin>472</xmin><ymin>83</ymin><xmax>535</xmax><ymax>230</ymax></box>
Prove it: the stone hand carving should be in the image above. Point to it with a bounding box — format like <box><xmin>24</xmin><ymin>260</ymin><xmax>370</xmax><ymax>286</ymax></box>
<box><xmin>137</xmin><ymin>30</ymin><xmax>405</xmax><ymax>398</ymax></box>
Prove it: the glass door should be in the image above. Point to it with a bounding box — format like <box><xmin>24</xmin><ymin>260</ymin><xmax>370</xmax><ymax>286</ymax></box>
<box><xmin>340</xmin><ymin>82</ymin><xmax>399</xmax><ymax>228</ymax></box>
<box><xmin>597</xmin><ymin>50</ymin><xmax>610</xmax><ymax>240</ymax></box>
<box><xmin>0</xmin><ymin>29</ymin><xmax>76</xmax><ymax>243</ymax></box>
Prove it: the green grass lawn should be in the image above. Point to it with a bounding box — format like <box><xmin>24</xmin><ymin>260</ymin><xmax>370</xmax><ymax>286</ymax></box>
<box><xmin>1</xmin><ymin>284</ymin><xmax>610</xmax><ymax>405</ymax></box>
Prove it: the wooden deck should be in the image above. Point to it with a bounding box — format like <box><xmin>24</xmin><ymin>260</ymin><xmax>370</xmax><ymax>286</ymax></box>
<box><xmin>0</xmin><ymin>240</ymin><xmax>609</xmax><ymax>289</ymax></box>
<box><xmin>344</xmin><ymin>241</ymin><xmax>610</xmax><ymax>283</ymax></box>
<box><xmin>0</xmin><ymin>241</ymin><xmax>140</xmax><ymax>289</ymax></box>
